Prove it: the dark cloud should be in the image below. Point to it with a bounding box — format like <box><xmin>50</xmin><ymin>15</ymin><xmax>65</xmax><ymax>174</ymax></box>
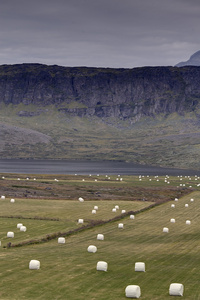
<box><xmin>0</xmin><ymin>0</ymin><xmax>199</xmax><ymax>67</ymax></box>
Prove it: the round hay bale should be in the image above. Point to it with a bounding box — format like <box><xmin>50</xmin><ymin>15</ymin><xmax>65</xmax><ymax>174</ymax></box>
<box><xmin>29</xmin><ymin>260</ymin><xmax>40</xmax><ymax>270</ymax></box>
<box><xmin>121</xmin><ymin>210</ymin><xmax>126</xmax><ymax>214</ymax></box>
<box><xmin>78</xmin><ymin>197</ymin><xmax>84</xmax><ymax>202</ymax></box>
<box><xmin>58</xmin><ymin>237</ymin><xmax>65</xmax><ymax>244</ymax></box>
<box><xmin>163</xmin><ymin>227</ymin><xmax>169</xmax><ymax>233</ymax></box>
<box><xmin>78</xmin><ymin>219</ymin><xmax>84</xmax><ymax>224</ymax></box>
<box><xmin>171</xmin><ymin>204</ymin><xmax>175</xmax><ymax>208</ymax></box>
<box><xmin>170</xmin><ymin>218</ymin><xmax>175</xmax><ymax>223</ymax></box>
<box><xmin>17</xmin><ymin>223</ymin><xmax>23</xmax><ymax>229</ymax></box>
<box><xmin>96</xmin><ymin>261</ymin><xmax>107</xmax><ymax>271</ymax></box>
<box><xmin>169</xmin><ymin>283</ymin><xmax>184</xmax><ymax>296</ymax></box>
<box><xmin>118</xmin><ymin>223</ymin><xmax>124</xmax><ymax>229</ymax></box>
<box><xmin>94</xmin><ymin>206</ymin><xmax>98</xmax><ymax>210</ymax></box>
<box><xmin>92</xmin><ymin>209</ymin><xmax>96</xmax><ymax>214</ymax></box>
<box><xmin>87</xmin><ymin>245</ymin><xmax>97</xmax><ymax>253</ymax></box>
<box><xmin>7</xmin><ymin>231</ymin><xmax>14</xmax><ymax>238</ymax></box>
<box><xmin>112</xmin><ymin>208</ymin><xmax>117</xmax><ymax>212</ymax></box>
<box><xmin>97</xmin><ymin>234</ymin><xmax>104</xmax><ymax>240</ymax></box>
<box><xmin>10</xmin><ymin>198</ymin><xmax>15</xmax><ymax>203</ymax></box>
<box><xmin>130</xmin><ymin>214</ymin><xmax>135</xmax><ymax>219</ymax></box>
<box><xmin>125</xmin><ymin>285</ymin><xmax>141</xmax><ymax>298</ymax></box>
<box><xmin>20</xmin><ymin>226</ymin><xmax>27</xmax><ymax>232</ymax></box>
<box><xmin>115</xmin><ymin>205</ymin><xmax>119</xmax><ymax>209</ymax></box>
<box><xmin>135</xmin><ymin>262</ymin><xmax>145</xmax><ymax>272</ymax></box>
<box><xmin>1</xmin><ymin>195</ymin><xmax>5</xmax><ymax>199</ymax></box>
<box><xmin>185</xmin><ymin>204</ymin><xmax>189</xmax><ymax>207</ymax></box>
<box><xmin>186</xmin><ymin>220</ymin><xmax>191</xmax><ymax>225</ymax></box>
<box><xmin>190</xmin><ymin>198</ymin><xmax>194</xmax><ymax>202</ymax></box>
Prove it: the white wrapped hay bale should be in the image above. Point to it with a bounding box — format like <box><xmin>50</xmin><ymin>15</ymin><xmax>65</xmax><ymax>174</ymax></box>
<box><xmin>121</xmin><ymin>209</ymin><xmax>126</xmax><ymax>214</ymax></box>
<box><xmin>7</xmin><ymin>231</ymin><xmax>14</xmax><ymax>238</ymax></box>
<box><xmin>190</xmin><ymin>198</ymin><xmax>194</xmax><ymax>202</ymax></box>
<box><xmin>78</xmin><ymin>197</ymin><xmax>84</xmax><ymax>202</ymax></box>
<box><xmin>118</xmin><ymin>223</ymin><xmax>124</xmax><ymax>229</ymax></box>
<box><xmin>92</xmin><ymin>209</ymin><xmax>96</xmax><ymax>214</ymax></box>
<box><xmin>1</xmin><ymin>195</ymin><xmax>5</xmax><ymax>199</ymax></box>
<box><xmin>174</xmin><ymin>198</ymin><xmax>178</xmax><ymax>201</ymax></box>
<box><xmin>96</xmin><ymin>261</ymin><xmax>107</xmax><ymax>271</ymax></box>
<box><xmin>169</xmin><ymin>283</ymin><xmax>184</xmax><ymax>296</ymax></box>
<box><xmin>97</xmin><ymin>234</ymin><xmax>104</xmax><ymax>240</ymax></box>
<box><xmin>112</xmin><ymin>208</ymin><xmax>117</xmax><ymax>212</ymax></box>
<box><xmin>163</xmin><ymin>227</ymin><xmax>169</xmax><ymax>233</ymax></box>
<box><xmin>125</xmin><ymin>285</ymin><xmax>141</xmax><ymax>298</ymax></box>
<box><xmin>115</xmin><ymin>205</ymin><xmax>119</xmax><ymax>209</ymax></box>
<box><xmin>20</xmin><ymin>226</ymin><xmax>27</xmax><ymax>232</ymax></box>
<box><xmin>78</xmin><ymin>219</ymin><xmax>84</xmax><ymax>224</ymax></box>
<box><xmin>130</xmin><ymin>214</ymin><xmax>135</xmax><ymax>219</ymax></box>
<box><xmin>170</xmin><ymin>218</ymin><xmax>175</xmax><ymax>223</ymax></box>
<box><xmin>185</xmin><ymin>204</ymin><xmax>189</xmax><ymax>207</ymax></box>
<box><xmin>135</xmin><ymin>262</ymin><xmax>145</xmax><ymax>272</ymax></box>
<box><xmin>94</xmin><ymin>205</ymin><xmax>98</xmax><ymax>210</ymax></box>
<box><xmin>17</xmin><ymin>223</ymin><xmax>23</xmax><ymax>229</ymax></box>
<box><xmin>171</xmin><ymin>204</ymin><xmax>175</xmax><ymax>208</ymax></box>
<box><xmin>186</xmin><ymin>220</ymin><xmax>191</xmax><ymax>225</ymax></box>
<box><xmin>87</xmin><ymin>245</ymin><xmax>97</xmax><ymax>253</ymax></box>
<box><xmin>58</xmin><ymin>237</ymin><xmax>65</xmax><ymax>244</ymax></box>
<box><xmin>29</xmin><ymin>260</ymin><xmax>40</xmax><ymax>270</ymax></box>
<box><xmin>10</xmin><ymin>198</ymin><xmax>15</xmax><ymax>203</ymax></box>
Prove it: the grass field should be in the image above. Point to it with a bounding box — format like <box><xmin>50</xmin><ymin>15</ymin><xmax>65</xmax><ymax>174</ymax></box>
<box><xmin>0</xmin><ymin>174</ymin><xmax>200</xmax><ymax>299</ymax></box>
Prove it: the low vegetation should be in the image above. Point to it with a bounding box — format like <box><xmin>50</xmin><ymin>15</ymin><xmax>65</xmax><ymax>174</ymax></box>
<box><xmin>0</xmin><ymin>173</ymin><xmax>199</xmax><ymax>299</ymax></box>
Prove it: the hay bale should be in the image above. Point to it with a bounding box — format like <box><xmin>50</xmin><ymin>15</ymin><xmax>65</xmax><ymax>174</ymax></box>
<box><xmin>135</xmin><ymin>262</ymin><xmax>145</xmax><ymax>272</ymax></box>
<box><xmin>94</xmin><ymin>206</ymin><xmax>98</xmax><ymax>210</ymax></box>
<box><xmin>87</xmin><ymin>245</ymin><xmax>97</xmax><ymax>253</ymax></box>
<box><xmin>92</xmin><ymin>209</ymin><xmax>96</xmax><ymax>214</ymax></box>
<box><xmin>170</xmin><ymin>218</ymin><xmax>175</xmax><ymax>223</ymax></box>
<box><xmin>130</xmin><ymin>214</ymin><xmax>135</xmax><ymax>219</ymax></box>
<box><xmin>125</xmin><ymin>285</ymin><xmax>141</xmax><ymax>298</ymax></box>
<box><xmin>97</xmin><ymin>234</ymin><xmax>104</xmax><ymax>240</ymax></box>
<box><xmin>7</xmin><ymin>231</ymin><xmax>14</xmax><ymax>238</ymax></box>
<box><xmin>112</xmin><ymin>208</ymin><xmax>117</xmax><ymax>212</ymax></box>
<box><xmin>174</xmin><ymin>198</ymin><xmax>178</xmax><ymax>201</ymax></box>
<box><xmin>186</xmin><ymin>220</ymin><xmax>191</xmax><ymax>225</ymax></box>
<box><xmin>171</xmin><ymin>204</ymin><xmax>175</xmax><ymax>208</ymax></box>
<box><xmin>121</xmin><ymin>210</ymin><xmax>126</xmax><ymax>214</ymax></box>
<box><xmin>185</xmin><ymin>204</ymin><xmax>189</xmax><ymax>207</ymax></box>
<box><xmin>10</xmin><ymin>198</ymin><xmax>15</xmax><ymax>203</ymax></box>
<box><xmin>58</xmin><ymin>237</ymin><xmax>65</xmax><ymax>244</ymax></box>
<box><xmin>169</xmin><ymin>283</ymin><xmax>184</xmax><ymax>296</ymax></box>
<box><xmin>96</xmin><ymin>261</ymin><xmax>107</xmax><ymax>271</ymax></box>
<box><xmin>118</xmin><ymin>223</ymin><xmax>124</xmax><ymax>229</ymax></box>
<box><xmin>20</xmin><ymin>226</ymin><xmax>27</xmax><ymax>232</ymax></box>
<box><xmin>190</xmin><ymin>198</ymin><xmax>194</xmax><ymax>202</ymax></box>
<box><xmin>1</xmin><ymin>195</ymin><xmax>5</xmax><ymax>199</ymax></box>
<box><xmin>115</xmin><ymin>205</ymin><xmax>119</xmax><ymax>209</ymax></box>
<box><xmin>163</xmin><ymin>227</ymin><xmax>169</xmax><ymax>233</ymax></box>
<box><xmin>17</xmin><ymin>223</ymin><xmax>23</xmax><ymax>229</ymax></box>
<box><xmin>29</xmin><ymin>260</ymin><xmax>40</xmax><ymax>270</ymax></box>
<box><xmin>78</xmin><ymin>197</ymin><xmax>84</xmax><ymax>202</ymax></box>
<box><xmin>78</xmin><ymin>219</ymin><xmax>84</xmax><ymax>224</ymax></box>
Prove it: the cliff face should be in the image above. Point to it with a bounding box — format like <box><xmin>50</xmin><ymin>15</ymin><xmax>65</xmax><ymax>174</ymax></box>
<box><xmin>0</xmin><ymin>63</ymin><xmax>200</xmax><ymax>120</ymax></box>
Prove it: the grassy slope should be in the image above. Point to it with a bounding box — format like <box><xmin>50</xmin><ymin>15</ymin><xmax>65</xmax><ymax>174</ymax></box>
<box><xmin>0</xmin><ymin>175</ymin><xmax>199</xmax><ymax>298</ymax></box>
<box><xmin>0</xmin><ymin>103</ymin><xmax>200</xmax><ymax>169</ymax></box>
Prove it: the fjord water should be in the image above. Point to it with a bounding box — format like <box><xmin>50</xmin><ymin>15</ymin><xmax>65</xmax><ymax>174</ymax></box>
<box><xmin>0</xmin><ymin>159</ymin><xmax>199</xmax><ymax>176</ymax></box>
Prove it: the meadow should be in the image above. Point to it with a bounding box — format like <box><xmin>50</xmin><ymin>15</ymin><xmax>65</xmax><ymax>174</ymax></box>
<box><xmin>0</xmin><ymin>174</ymin><xmax>200</xmax><ymax>299</ymax></box>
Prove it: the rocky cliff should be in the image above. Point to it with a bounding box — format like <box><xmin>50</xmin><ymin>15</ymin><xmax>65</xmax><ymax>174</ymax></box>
<box><xmin>0</xmin><ymin>63</ymin><xmax>200</xmax><ymax>121</ymax></box>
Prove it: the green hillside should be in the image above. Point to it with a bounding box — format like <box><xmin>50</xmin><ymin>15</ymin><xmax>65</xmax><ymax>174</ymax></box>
<box><xmin>0</xmin><ymin>103</ymin><xmax>200</xmax><ymax>169</ymax></box>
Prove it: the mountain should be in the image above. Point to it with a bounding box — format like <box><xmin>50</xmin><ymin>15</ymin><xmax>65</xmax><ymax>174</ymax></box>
<box><xmin>176</xmin><ymin>50</ymin><xmax>200</xmax><ymax>67</ymax></box>
<box><xmin>0</xmin><ymin>63</ymin><xmax>200</xmax><ymax>169</ymax></box>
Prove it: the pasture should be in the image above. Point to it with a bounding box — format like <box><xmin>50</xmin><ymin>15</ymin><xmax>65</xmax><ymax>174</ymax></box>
<box><xmin>0</xmin><ymin>174</ymin><xmax>200</xmax><ymax>299</ymax></box>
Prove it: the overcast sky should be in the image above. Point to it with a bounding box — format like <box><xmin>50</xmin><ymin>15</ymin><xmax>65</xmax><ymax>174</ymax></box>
<box><xmin>0</xmin><ymin>0</ymin><xmax>199</xmax><ymax>68</ymax></box>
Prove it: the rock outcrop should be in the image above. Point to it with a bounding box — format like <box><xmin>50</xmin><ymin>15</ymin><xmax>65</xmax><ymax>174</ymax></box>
<box><xmin>0</xmin><ymin>63</ymin><xmax>200</xmax><ymax>121</ymax></box>
<box><xmin>176</xmin><ymin>50</ymin><xmax>200</xmax><ymax>67</ymax></box>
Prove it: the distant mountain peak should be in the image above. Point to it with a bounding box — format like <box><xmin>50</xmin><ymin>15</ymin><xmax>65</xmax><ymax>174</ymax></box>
<box><xmin>176</xmin><ymin>50</ymin><xmax>200</xmax><ymax>67</ymax></box>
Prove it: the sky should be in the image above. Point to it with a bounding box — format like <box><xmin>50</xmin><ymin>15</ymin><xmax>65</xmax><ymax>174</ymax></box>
<box><xmin>0</xmin><ymin>0</ymin><xmax>200</xmax><ymax>68</ymax></box>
